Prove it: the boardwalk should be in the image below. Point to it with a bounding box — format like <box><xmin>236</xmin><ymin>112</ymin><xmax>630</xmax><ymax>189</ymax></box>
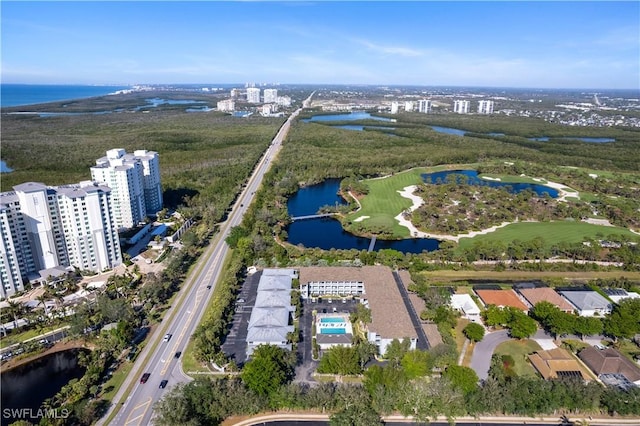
<box><xmin>368</xmin><ymin>235</ymin><xmax>377</xmax><ymax>252</ymax></box>
<box><xmin>290</xmin><ymin>213</ymin><xmax>336</xmax><ymax>221</ymax></box>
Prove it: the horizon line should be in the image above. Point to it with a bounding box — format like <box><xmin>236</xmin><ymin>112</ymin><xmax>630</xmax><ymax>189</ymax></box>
<box><xmin>2</xmin><ymin>82</ymin><xmax>638</xmax><ymax>92</ymax></box>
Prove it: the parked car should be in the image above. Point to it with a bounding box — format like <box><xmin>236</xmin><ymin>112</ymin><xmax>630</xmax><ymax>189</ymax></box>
<box><xmin>159</xmin><ymin>379</ymin><xmax>168</xmax><ymax>389</ymax></box>
<box><xmin>140</xmin><ymin>373</ymin><xmax>151</xmax><ymax>383</ymax></box>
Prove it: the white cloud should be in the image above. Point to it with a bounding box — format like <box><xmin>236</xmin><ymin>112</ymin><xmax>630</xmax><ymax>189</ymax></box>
<box><xmin>352</xmin><ymin>38</ymin><xmax>424</xmax><ymax>57</ymax></box>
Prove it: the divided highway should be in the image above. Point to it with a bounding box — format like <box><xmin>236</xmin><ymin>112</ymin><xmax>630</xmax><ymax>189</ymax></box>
<box><xmin>101</xmin><ymin>95</ymin><xmax>311</xmax><ymax>426</ymax></box>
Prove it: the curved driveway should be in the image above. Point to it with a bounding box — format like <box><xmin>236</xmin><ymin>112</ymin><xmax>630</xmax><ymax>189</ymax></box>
<box><xmin>469</xmin><ymin>329</ymin><xmax>510</xmax><ymax>380</ymax></box>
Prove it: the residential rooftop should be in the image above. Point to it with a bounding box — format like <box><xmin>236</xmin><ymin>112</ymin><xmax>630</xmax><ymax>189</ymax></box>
<box><xmin>518</xmin><ymin>287</ymin><xmax>575</xmax><ymax>312</ymax></box>
<box><xmin>475</xmin><ymin>289</ymin><xmax>529</xmax><ymax>311</ymax></box>
<box><xmin>299</xmin><ymin>266</ymin><xmax>417</xmax><ymax>341</ymax></box>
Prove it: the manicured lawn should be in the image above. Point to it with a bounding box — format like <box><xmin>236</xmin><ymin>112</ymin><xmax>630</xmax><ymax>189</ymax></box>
<box><xmin>345</xmin><ymin>164</ymin><xmax>478</xmax><ymax>237</ymax></box>
<box><xmin>342</xmin><ymin>164</ymin><xmax>637</xmax><ymax>246</ymax></box>
<box><xmin>101</xmin><ymin>362</ymin><xmax>133</xmax><ymax>401</ymax></box>
<box><xmin>0</xmin><ymin>324</ymin><xmax>67</xmax><ymax>349</ymax></box>
<box><xmin>454</xmin><ymin>318</ymin><xmax>471</xmax><ymax>362</ymax></box>
<box><xmin>494</xmin><ymin>339</ymin><xmax>542</xmax><ymax>378</ymax></box>
<box><xmin>457</xmin><ymin>221</ymin><xmax>639</xmax><ymax>250</ymax></box>
<box><xmin>616</xmin><ymin>340</ymin><xmax>640</xmax><ymax>362</ymax></box>
<box><xmin>181</xmin><ymin>336</ymin><xmax>212</xmax><ymax>374</ymax></box>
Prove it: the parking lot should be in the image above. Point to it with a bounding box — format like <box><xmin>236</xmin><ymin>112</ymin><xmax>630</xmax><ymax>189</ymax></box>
<box><xmin>220</xmin><ymin>271</ymin><xmax>261</xmax><ymax>366</ymax></box>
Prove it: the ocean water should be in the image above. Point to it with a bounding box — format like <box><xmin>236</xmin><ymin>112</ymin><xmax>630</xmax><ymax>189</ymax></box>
<box><xmin>1</xmin><ymin>84</ymin><xmax>130</xmax><ymax>107</ymax></box>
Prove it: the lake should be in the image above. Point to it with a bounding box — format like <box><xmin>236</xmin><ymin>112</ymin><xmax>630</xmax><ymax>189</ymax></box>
<box><xmin>1</xmin><ymin>349</ymin><xmax>88</xmax><ymax>422</ymax></box>
<box><xmin>428</xmin><ymin>125</ymin><xmax>615</xmax><ymax>143</ymax></box>
<box><xmin>302</xmin><ymin>112</ymin><xmax>394</xmax><ymax>122</ymax></box>
<box><xmin>528</xmin><ymin>136</ymin><xmax>615</xmax><ymax>143</ymax></box>
<box><xmin>1</xmin><ymin>160</ymin><xmax>13</xmax><ymax>173</ymax></box>
<box><xmin>422</xmin><ymin>170</ymin><xmax>559</xmax><ymax>198</ymax></box>
<box><xmin>286</xmin><ymin>179</ymin><xmax>439</xmax><ymax>253</ymax></box>
<box><xmin>332</xmin><ymin>125</ymin><xmax>396</xmax><ymax>133</ymax></box>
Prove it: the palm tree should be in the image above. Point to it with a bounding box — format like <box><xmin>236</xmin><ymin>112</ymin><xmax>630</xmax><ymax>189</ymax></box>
<box><xmin>5</xmin><ymin>299</ymin><xmax>24</xmax><ymax>330</ymax></box>
<box><xmin>36</xmin><ymin>293</ymin><xmax>49</xmax><ymax>316</ymax></box>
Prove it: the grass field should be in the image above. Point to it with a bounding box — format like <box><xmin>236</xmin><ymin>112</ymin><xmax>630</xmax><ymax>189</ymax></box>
<box><xmin>344</xmin><ymin>164</ymin><xmax>479</xmax><ymax>237</ymax></box>
<box><xmin>494</xmin><ymin>339</ymin><xmax>542</xmax><ymax>378</ymax></box>
<box><xmin>456</xmin><ymin>220</ymin><xmax>639</xmax><ymax>250</ymax></box>
<box><xmin>342</xmin><ymin>164</ymin><xmax>637</xmax><ymax>245</ymax></box>
<box><xmin>0</xmin><ymin>324</ymin><xmax>65</xmax><ymax>349</ymax></box>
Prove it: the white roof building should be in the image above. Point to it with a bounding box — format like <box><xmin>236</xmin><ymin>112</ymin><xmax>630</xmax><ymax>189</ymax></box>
<box><xmin>245</xmin><ymin>269</ymin><xmax>296</xmax><ymax>357</ymax></box>
<box><xmin>603</xmin><ymin>288</ymin><xmax>640</xmax><ymax>304</ymax></box>
<box><xmin>450</xmin><ymin>294</ymin><xmax>482</xmax><ymax>322</ymax></box>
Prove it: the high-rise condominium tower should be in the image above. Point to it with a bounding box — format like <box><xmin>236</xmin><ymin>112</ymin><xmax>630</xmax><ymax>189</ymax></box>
<box><xmin>478</xmin><ymin>100</ymin><xmax>494</xmax><ymax>114</ymax></box>
<box><xmin>454</xmin><ymin>100</ymin><xmax>470</xmax><ymax>114</ymax></box>
<box><xmin>91</xmin><ymin>149</ymin><xmax>162</xmax><ymax>230</ymax></box>
<box><xmin>263</xmin><ymin>89</ymin><xmax>278</xmax><ymax>103</ymax></box>
<box><xmin>0</xmin><ymin>181</ymin><xmax>121</xmax><ymax>297</ymax></box>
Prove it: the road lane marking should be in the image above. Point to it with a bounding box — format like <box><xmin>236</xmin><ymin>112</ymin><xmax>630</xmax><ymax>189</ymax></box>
<box><xmin>124</xmin><ymin>397</ymin><xmax>151</xmax><ymax>425</ymax></box>
<box><xmin>160</xmin><ymin>249</ymin><xmax>224</xmax><ymax>376</ymax></box>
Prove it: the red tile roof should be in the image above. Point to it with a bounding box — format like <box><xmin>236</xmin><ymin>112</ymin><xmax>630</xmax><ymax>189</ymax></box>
<box><xmin>475</xmin><ymin>289</ymin><xmax>528</xmax><ymax>311</ymax></box>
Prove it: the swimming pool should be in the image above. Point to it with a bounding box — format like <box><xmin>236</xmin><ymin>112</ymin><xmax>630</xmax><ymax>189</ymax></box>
<box><xmin>319</xmin><ymin>328</ymin><xmax>346</xmax><ymax>334</ymax></box>
<box><xmin>320</xmin><ymin>317</ymin><xmax>344</xmax><ymax>324</ymax></box>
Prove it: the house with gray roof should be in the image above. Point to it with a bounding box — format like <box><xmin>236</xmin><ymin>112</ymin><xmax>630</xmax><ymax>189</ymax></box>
<box><xmin>559</xmin><ymin>290</ymin><xmax>612</xmax><ymax>317</ymax></box>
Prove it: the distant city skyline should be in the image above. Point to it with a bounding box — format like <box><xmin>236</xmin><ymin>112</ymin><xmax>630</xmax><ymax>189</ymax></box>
<box><xmin>2</xmin><ymin>1</ymin><xmax>638</xmax><ymax>89</ymax></box>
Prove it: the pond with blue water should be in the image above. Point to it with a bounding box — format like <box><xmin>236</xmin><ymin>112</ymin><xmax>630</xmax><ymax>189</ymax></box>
<box><xmin>429</xmin><ymin>125</ymin><xmax>614</xmax><ymax>143</ymax></box>
<box><xmin>286</xmin><ymin>178</ymin><xmax>439</xmax><ymax>253</ymax></box>
<box><xmin>1</xmin><ymin>160</ymin><xmax>13</xmax><ymax>173</ymax></box>
<box><xmin>302</xmin><ymin>112</ymin><xmax>394</xmax><ymax>123</ymax></box>
<box><xmin>286</xmin><ymin>170</ymin><xmax>560</xmax><ymax>252</ymax></box>
<box><xmin>332</xmin><ymin>125</ymin><xmax>396</xmax><ymax>134</ymax></box>
<box><xmin>422</xmin><ymin>170</ymin><xmax>559</xmax><ymax>198</ymax></box>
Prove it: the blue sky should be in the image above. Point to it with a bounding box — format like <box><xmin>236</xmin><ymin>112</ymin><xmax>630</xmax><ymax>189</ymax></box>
<box><xmin>2</xmin><ymin>1</ymin><xmax>638</xmax><ymax>89</ymax></box>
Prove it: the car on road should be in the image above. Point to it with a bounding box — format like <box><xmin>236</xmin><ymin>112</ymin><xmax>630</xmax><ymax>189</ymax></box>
<box><xmin>174</xmin><ymin>351</ymin><xmax>182</xmax><ymax>359</ymax></box>
<box><xmin>140</xmin><ymin>373</ymin><xmax>151</xmax><ymax>383</ymax></box>
<box><xmin>159</xmin><ymin>379</ymin><xmax>168</xmax><ymax>389</ymax></box>
<box><xmin>206</xmin><ymin>285</ymin><xmax>212</xmax><ymax>289</ymax></box>
<box><xmin>163</xmin><ymin>333</ymin><xmax>172</xmax><ymax>342</ymax></box>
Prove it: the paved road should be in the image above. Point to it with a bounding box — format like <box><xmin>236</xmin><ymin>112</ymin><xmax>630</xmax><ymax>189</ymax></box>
<box><xmin>100</xmin><ymin>96</ymin><xmax>312</xmax><ymax>426</ymax></box>
<box><xmin>469</xmin><ymin>329</ymin><xmax>510</xmax><ymax>380</ymax></box>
